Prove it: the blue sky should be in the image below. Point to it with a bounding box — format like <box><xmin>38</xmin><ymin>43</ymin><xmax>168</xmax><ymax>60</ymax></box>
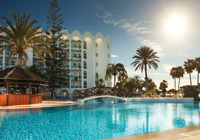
<box><xmin>1</xmin><ymin>0</ymin><xmax>200</xmax><ymax>89</ymax></box>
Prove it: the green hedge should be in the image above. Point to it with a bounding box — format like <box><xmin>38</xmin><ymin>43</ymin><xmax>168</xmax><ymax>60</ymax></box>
<box><xmin>183</xmin><ymin>85</ymin><xmax>200</xmax><ymax>101</ymax></box>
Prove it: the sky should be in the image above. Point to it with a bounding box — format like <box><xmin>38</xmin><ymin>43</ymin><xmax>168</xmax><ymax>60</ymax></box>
<box><xmin>0</xmin><ymin>0</ymin><xmax>200</xmax><ymax>90</ymax></box>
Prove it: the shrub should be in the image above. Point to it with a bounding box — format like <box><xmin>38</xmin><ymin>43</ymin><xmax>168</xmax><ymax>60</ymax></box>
<box><xmin>183</xmin><ymin>85</ymin><xmax>200</xmax><ymax>101</ymax></box>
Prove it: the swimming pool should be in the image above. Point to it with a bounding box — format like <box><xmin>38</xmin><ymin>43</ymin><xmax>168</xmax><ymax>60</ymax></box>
<box><xmin>0</xmin><ymin>101</ymin><xmax>200</xmax><ymax>140</ymax></box>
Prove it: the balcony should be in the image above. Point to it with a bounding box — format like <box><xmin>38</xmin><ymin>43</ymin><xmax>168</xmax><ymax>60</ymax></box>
<box><xmin>83</xmin><ymin>56</ymin><xmax>87</xmax><ymax>59</ymax></box>
<box><xmin>9</xmin><ymin>62</ymin><xmax>17</xmax><ymax>66</ymax></box>
<box><xmin>84</xmin><ymin>76</ymin><xmax>87</xmax><ymax>79</ymax></box>
<box><xmin>71</xmin><ymin>55</ymin><xmax>81</xmax><ymax>60</ymax></box>
<box><xmin>5</xmin><ymin>51</ymin><xmax>9</xmax><ymax>56</ymax></box>
<box><xmin>83</xmin><ymin>65</ymin><xmax>87</xmax><ymax>69</ymax></box>
<box><xmin>0</xmin><ymin>62</ymin><xmax>2</xmax><ymax>67</ymax></box>
<box><xmin>60</xmin><ymin>44</ymin><xmax>69</xmax><ymax>48</ymax></box>
<box><xmin>83</xmin><ymin>46</ymin><xmax>87</xmax><ymax>49</ymax></box>
<box><xmin>83</xmin><ymin>86</ymin><xmax>87</xmax><ymax>88</ymax></box>
<box><xmin>12</xmin><ymin>53</ymin><xmax>17</xmax><ymax>57</ymax></box>
<box><xmin>5</xmin><ymin>63</ymin><xmax>9</xmax><ymax>67</ymax></box>
<box><xmin>71</xmin><ymin>65</ymin><xmax>81</xmax><ymax>69</ymax></box>
<box><xmin>71</xmin><ymin>45</ymin><xmax>81</xmax><ymax>50</ymax></box>
<box><xmin>71</xmin><ymin>85</ymin><xmax>81</xmax><ymax>88</ymax></box>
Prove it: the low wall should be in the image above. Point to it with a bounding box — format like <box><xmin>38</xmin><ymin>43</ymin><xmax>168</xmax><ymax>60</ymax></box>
<box><xmin>0</xmin><ymin>94</ymin><xmax>42</xmax><ymax>106</ymax></box>
<box><xmin>0</xmin><ymin>95</ymin><xmax>7</xmax><ymax>106</ymax></box>
<box><xmin>127</xmin><ymin>98</ymin><xmax>194</xmax><ymax>103</ymax></box>
<box><xmin>31</xmin><ymin>94</ymin><xmax>42</xmax><ymax>104</ymax></box>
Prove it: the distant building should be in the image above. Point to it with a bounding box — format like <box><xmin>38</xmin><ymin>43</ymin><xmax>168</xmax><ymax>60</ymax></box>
<box><xmin>0</xmin><ymin>30</ymin><xmax>111</xmax><ymax>95</ymax></box>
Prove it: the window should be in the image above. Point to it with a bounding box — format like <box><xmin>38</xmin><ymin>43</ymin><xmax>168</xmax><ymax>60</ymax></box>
<box><xmin>96</xmin><ymin>44</ymin><xmax>98</xmax><ymax>47</ymax></box>
<box><xmin>96</xmin><ymin>53</ymin><xmax>98</xmax><ymax>57</ymax></box>
<box><xmin>108</xmin><ymin>45</ymin><xmax>109</xmax><ymax>48</ymax></box>
<box><xmin>96</xmin><ymin>63</ymin><xmax>98</xmax><ymax>66</ymax></box>
<box><xmin>73</xmin><ymin>54</ymin><xmax>77</xmax><ymax>57</ymax></box>
<box><xmin>108</xmin><ymin>54</ymin><xmax>109</xmax><ymax>58</ymax></box>
<box><xmin>73</xmin><ymin>63</ymin><xmax>76</xmax><ymax>66</ymax></box>
<box><xmin>73</xmin><ymin>73</ymin><xmax>76</xmax><ymax>76</ymax></box>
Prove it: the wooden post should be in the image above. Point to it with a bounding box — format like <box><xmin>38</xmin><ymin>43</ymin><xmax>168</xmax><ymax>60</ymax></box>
<box><xmin>29</xmin><ymin>82</ymin><xmax>32</xmax><ymax>104</ymax></box>
<box><xmin>6</xmin><ymin>80</ymin><xmax>9</xmax><ymax>106</ymax></box>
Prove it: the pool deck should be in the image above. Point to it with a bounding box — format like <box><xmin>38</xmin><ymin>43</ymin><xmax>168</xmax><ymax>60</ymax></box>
<box><xmin>0</xmin><ymin>99</ymin><xmax>200</xmax><ymax>140</ymax></box>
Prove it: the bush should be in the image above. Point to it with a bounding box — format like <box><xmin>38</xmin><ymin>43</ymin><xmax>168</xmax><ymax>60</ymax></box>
<box><xmin>183</xmin><ymin>85</ymin><xmax>200</xmax><ymax>101</ymax></box>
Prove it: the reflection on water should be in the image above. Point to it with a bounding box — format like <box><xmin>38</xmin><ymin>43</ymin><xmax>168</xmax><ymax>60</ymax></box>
<box><xmin>0</xmin><ymin>102</ymin><xmax>200</xmax><ymax>140</ymax></box>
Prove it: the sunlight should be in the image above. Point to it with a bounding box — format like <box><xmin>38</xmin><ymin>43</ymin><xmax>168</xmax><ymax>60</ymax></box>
<box><xmin>165</xmin><ymin>13</ymin><xmax>187</xmax><ymax>37</ymax></box>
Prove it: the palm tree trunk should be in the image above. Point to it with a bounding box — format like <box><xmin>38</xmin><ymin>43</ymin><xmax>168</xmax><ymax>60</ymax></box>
<box><xmin>178</xmin><ymin>78</ymin><xmax>180</xmax><ymax>90</ymax></box>
<box><xmin>114</xmin><ymin>75</ymin><xmax>116</xmax><ymax>88</ymax></box>
<box><xmin>190</xmin><ymin>73</ymin><xmax>192</xmax><ymax>85</ymax></box>
<box><xmin>17</xmin><ymin>53</ymin><xmax>23</xmax><ymax>66</ymax></box>
<box><xmin>197</xmin><ymin>72</ymin><xmax>199</xmax><ymax>85</ymax></box>
<box><xmin>174</xmin><ymin>78</ymin><xmax>176</xmax><ymax>90</ymax></box>
<box><xmin>145</xmin><ymin>64</ymin><xmax>148</xmax><ymax>94</ymax></box>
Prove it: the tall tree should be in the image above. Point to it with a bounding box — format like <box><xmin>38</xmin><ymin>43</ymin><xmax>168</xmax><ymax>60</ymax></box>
<box><xmin>184</xmin><ymin>59</ymin><xmax>196</xmax><ymax>85</ymax></box>
<box><xmin>170</xmin><ymin>67</ymin><xmax>178</xmax><ymax>90</ymax></box>
<box><xmin>177</xmin><ymin>66</ymin><xmax>185</xmax><ymax>90</ymax></box>
<box><xmin>45</xmin><ymin>0</ymin><xmax>70</xmax><ymax>97</ymax></box>
<box><xmin>131</xmin><ymin>46</ymin><xmax>159</xmax><ymax>94</ymax></box>
<box><xmin>105</xmin><ymin>63</ymin><xmax>126</xmax><ymax>88</ymax></box>
<box><xmin>0</xmin><ymin>11</ymin><xmax>52</xmax><ymax>66</ymax></box>
<box><xmin>159</xmin><ymin>80</ymin><xmax>168</xmax><ymax>96</ymax></box>
<box><xmin>118</xmin><ymin>70</ymin><xmax>128</xmax><ymax>89</ymax></box>
<box><xmin>195</xmin><ymin>57</ymin><xmax>200</xmax><ymax>85</ymax></box>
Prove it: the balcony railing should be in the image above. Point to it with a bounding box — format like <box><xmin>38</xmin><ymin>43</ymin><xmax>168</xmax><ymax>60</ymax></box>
<box><xmin>71</xmin><ymin>45</ymin><xmax>81</xmax><ymax>50</ymax></box>
<box><xmin>71</xmin><ymin>65</ymin><xmax>81</xmax><ymax>69</ymax></box>
<box><xmin>60</xmin><ymin>44</ymin><xmax>69</xmax><ymax>48</ymax></box>
<box><xmin>71</xmin><ymin>85</ymin><xmax>81</xmax><ymax>88</ymax></box>
<box><xmin>84</xmin><ymin>86</ymin><xmax>87</xmax><ymax>88</ymax></box>
<box><xmin>5</xmin><ymin>63</ymin><xmax>9</xmax><ymax>66</ymax></box>
<box><xmin>5</xmin><ymin>51</ymin><xmax>9</xmax><ymax>56</ymax></box>
<box><xmin>9</xmin><ymin>62</ymin><xmax>17</xmax><ymax>66</ymax></box>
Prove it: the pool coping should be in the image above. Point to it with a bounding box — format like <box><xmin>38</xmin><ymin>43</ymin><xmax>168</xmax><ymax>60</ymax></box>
<box><xmin>1</xmin><ymin>100</ymin><xmax>200</xmax><ymax>140</ymax></box>
<box><xmin>103</xmin><ymin>124</ymin><xmax>200</xmax><ymax>140</ymax></box>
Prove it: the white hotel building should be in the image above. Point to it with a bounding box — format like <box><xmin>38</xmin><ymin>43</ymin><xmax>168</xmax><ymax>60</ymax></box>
<box><xmin>0</xmin><ymin>30</ymin><xmax>111</xmax><ymax>95</ymax></box>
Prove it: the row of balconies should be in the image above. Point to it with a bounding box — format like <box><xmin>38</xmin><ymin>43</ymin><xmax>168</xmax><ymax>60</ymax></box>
<box><xmin>64</xmin><ymin>54</ymin><xmax>87</xmax><ymax>59</ymax></box>
<box><xmin>62</xmin><ymin>85</ymin><xmax>87</xmax><ymax>88</ymax></box>
<box><xmin>66</xmin><ymin>75</ymin><xmax>87</xmax><ymax>79</ymax></box>
<box><xmin>60</xmin><ymin>44</ymin><xmax>87</xmax><ymax>50</ymax></box>
<box><xmin>0</xmin><ymin>62</ymin><xmax>26</xmax><ymax>67</ymax></box>
<box><xmin>66</xmin><ymin>65</ymin><xmax>87</xmax><ymax>69</ymax></box>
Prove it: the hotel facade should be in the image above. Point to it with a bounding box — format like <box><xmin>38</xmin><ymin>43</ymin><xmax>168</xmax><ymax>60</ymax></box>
<box><xmin>0</xmin><ymin>30</ymin><xmax>111</xmax><ymax>96</ymax></box>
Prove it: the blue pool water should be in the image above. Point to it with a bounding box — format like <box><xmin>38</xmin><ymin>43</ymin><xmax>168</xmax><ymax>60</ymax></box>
<box><xmin>0</xmin><ymin>101</ymin><xmax>200</xmax><ymax>140</ymax></box>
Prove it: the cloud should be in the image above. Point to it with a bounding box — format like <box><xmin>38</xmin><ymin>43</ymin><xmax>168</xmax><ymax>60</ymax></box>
<box><xmin>96</xmin><ymin>6</ymin><xmax>151</xmax><ymax>35</ymax></box>
<box><xmin>135</xmin><ymin>37</ymin><xmax>165</xmax><ymax>58</ymax></box>
<box><xmin>111</xmin><ymin>54</ymin><xmax>118</xmax><ymax>58</ymax></box>
<box><xmin>177</xmin><ymin>53</ymin><xmax>190</xmax><ymax>56</ymax></box>
<box><xmin>162</xmin><ymin>64</ymin><xmax>175</xmax><ymax>73</ymax></box>
<box><xmin>125</xmin><ymin>67</ymin><xmax>145</xmax><ymax>76</ymax></box>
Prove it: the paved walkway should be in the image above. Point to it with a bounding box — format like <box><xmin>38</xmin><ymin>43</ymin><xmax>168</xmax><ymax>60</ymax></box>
<box><xmin>104</xmin><ymin>124</ymin><xmax>200</xmax><ymax>140</ymax></box>
<box><xmin>0</xmin><ymin>101</ymin><xmax>75</xmax><ymax>109</ymax></box>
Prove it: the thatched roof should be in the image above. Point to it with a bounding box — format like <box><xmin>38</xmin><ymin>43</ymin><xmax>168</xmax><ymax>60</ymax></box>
<box><xmin>0</xmin><ymin>66</ymin><xmax>47</xmax><ymax>83</ymax></box>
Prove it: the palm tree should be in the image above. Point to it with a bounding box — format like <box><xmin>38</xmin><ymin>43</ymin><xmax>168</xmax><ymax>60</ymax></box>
<box><xmin>105</xmin><ymin>63</ymin><xmax>126</xmax><ymax>88</ymax></box>
<box><xmin>184</xmin><ymin>59</ymin><xmax>196</xmax><ymax>85</ymax></box>
<box><xmin>170</xmin><ymin>67</ymin><xmax>178</xmax><ymax>90</ymax></box>
<box><xmin>177</xmin><ymin>66</ymin><xmax>184</xmax><ymax>90</ymax></box>
<box><xmin>118</xmin><ymin>71</ymin><xmax>128</xmax><ymax>89</ymax></box>
<box><xmin>195</xmin><ymin>57</ymin><xmax>200</xmax><ymax>85</ymax></box>
<box><xmin>0</xmin><ymin>11</ymin><xmax>52</xmax><ymax>66</ymax></box>
<box><xmin>131</xmin><ymin>46</ymin><xmax>159</xmax><ymax>94</ymax></box>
